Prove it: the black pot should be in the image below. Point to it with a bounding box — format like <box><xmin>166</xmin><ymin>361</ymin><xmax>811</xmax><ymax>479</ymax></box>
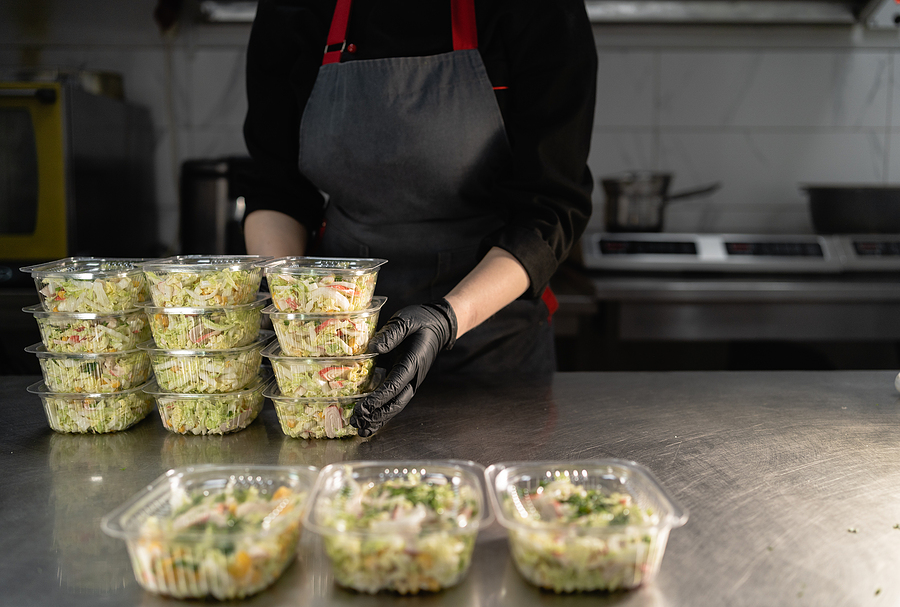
<box><xmin>803</xmin><ymin>185</ymin><xmax>900</xmax><ymax>234</ymax></box>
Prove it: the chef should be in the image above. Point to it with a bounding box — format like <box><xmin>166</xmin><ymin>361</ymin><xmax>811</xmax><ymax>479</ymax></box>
<box><xmin>242</xmin><ymin>0</ymin><xmax>597</xmax><ymax>435</ymax></box>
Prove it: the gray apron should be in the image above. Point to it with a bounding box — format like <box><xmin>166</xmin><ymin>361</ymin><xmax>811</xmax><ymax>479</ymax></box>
<box><xmin>297</xmin><ymin>0</ymin><xmax>555</xmax><ymax>375</ymax></box>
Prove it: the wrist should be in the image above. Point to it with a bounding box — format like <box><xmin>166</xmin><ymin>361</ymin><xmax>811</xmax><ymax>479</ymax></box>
<box><xmin>430</xmin><ymin>298</ymin><xmax>458</xmax><ymax>350</ymax></box>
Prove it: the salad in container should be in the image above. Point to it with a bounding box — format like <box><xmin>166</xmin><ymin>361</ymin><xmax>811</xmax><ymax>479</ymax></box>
<box><xmin>305</xmin><ymin>460</ymin><xmax>491</xmax><ymax>594</ymax></box>
<box><xmin>101</xmin><ymin>465</ymin><xmax>318</xmax><ymax>600</ymax></box>
<box><xmin>144</xmin><ymin>375</ymin><xmax>268</xmax><ymax>435</ymax></box>
<box><xmin>142</xmin><ymin>294</ymin><xmax>268</xmax><ymax>350</ymax></box>
<box><xmin>21</xmin><ymin>257</ymin><xmax>148</xmax><ymax>314</ymax></box>
<box><xmin>264</xmin><ymin>296</ymin><xmax>385</xmax><ymax>357</ymax></box>
<box><xmin>140</xmin><ymin>332</ymin><xmax>273</xmax><ymax>394</ymax></box>
<box><xmin>262</xmin><ymin>341</ymin><xmax>376</xmax><ymax>397</ymax></box>
<box><xmin>485</xmin><ymin>460</ymin><xmax>688</xmax><ymax>593</ymax></box>
<box><xmin>143</xmin><ymin>255</ymin><xmax>268</xmax><ymax>308</ymax></box>
<box><xmin>264</xmin><ymin>378</ymin><xmax>372</xmax><ymax>439</ymax></box>
<box><xmin>26</xmin><ymin>343</ymin><xmax>151</xmax><ymax>393</ymax></box>
<box><xmin>263</xmin><ymin>257</ymin><xmax>387</xmax><ymax>313</ymax></box>
<box><xmin>24</xmin><ymin>304</ymin><xmax>149</xmax><ymax>353</ymax></box>
<box><xmin>28</xmin><ymin>380</ymin><xmax>154</xmax><ymax>434</ymax></box>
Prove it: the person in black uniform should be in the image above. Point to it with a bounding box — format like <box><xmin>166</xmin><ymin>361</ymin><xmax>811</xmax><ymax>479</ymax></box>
<box><xmin>242</xmin><ymin>0</ymin><xmax>597</xmax><ymax>436</ymax></box>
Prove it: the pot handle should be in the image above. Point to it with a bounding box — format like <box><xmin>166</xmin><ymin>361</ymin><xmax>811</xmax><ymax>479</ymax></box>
<box><xmin>666</xmin><ymin>182</ymin><xmax>722</xmax><ymax>202</ymax></box>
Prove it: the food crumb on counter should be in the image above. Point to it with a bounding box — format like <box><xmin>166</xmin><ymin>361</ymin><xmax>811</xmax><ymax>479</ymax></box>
<box><xmin>847</xmin><ymin>528</ymin><xmax>858</xmax><ymax>533</ymax></box>
<box><xmin>875</xmin><ymin>588</ymin><xmax>882</xmax><ymax>596</ymax></box>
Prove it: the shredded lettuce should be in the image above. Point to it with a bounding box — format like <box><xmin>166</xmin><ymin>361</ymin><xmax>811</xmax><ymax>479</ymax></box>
<box><xmin>34</xmin><ymin>311</ymin><xmax>149</xmax><ymax>353</ymax></box>
<box><xmin>37</xmin><ymin>274</ymin><xmax>143</xmax><ymax>314</ymax></box>
<box><xmin>147</xmin><ymin>307</ymin><xmax>262</xmax><ymax>350</ymax></box>
<box><xmin>40</xmin><ymin>390</ymin><xmax>153</xmax><ymax>433</ymax></box>
<box><xmin>131</xmin><ymin>481</ymin><xmax>304</xmax><ymax>599</ymax></box>
<box><xmin>504</xmin><ymin>478</ymin><xmax>658</xmax><ymax>592</ymax></box>
<box><xmin>270</xmin><ymin>356</ymin><xmax>374</xmax><ymax>397</ymax></box>
<box><xmin>146</xmin><ymin>267</ymin><xmax>261</xmax><ymax>307</ymax></box>
<box><xmin>37</xmin><ymin>349</ymin><xmax>151</xmax><ymax>393</ymax></box>
<box><xmin>271</xmin><ymin>397</ymin><xmax>357</xmax><ymax>439</ymax></box>
<box><xmin>268</xmin><ymin>272</ymin><xmax>377</xmax><ymax>313</ymax></box>
<box><xmin>148</xmin><ymin>346</ymin><xmax>263</xmax><ymax>394</ymax></box>
<box><xmin>154</xmin><ymin>388</ymin><xmax>264</xmax><ymax>435</ymax></box>
<box><xmin>317</xmin><ymin>470</ymin><xmax>479</xmax><ymax>594</ymax></box>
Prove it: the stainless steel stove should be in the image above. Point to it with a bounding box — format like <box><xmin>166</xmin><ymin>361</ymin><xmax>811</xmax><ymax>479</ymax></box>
<box><xmin>581</xmin><ymin>232</ymin><xmax>900</xmax><ymax>273</ymax></box>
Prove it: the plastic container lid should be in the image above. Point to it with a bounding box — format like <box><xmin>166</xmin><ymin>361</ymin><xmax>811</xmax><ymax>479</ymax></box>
<box><xmin>137</xmin><ymin>330</ymin><xmax>274</xmax><ymax>356</ymax></box>
<box><xmin>262</xmin><ymin>296</ymin><xmax>387</xmax><ymax>320</ymax></box>
<box><xmin>263</xmin><ymin>256</ymin><xmax>387</xmax><ymax>276</ymax></box>
<box><xmin>141</xmin><ymin>255</ymin><xmax>271</xmax><ymax>273</ymax></box>
<box><xmin>25</xmin><ymin>342</ymin><xmax>146</xmax><ymax>359</ymax></box>
<box><xmin>263</xmin><ymin>376</ymin><xmax>373</xmax><ymax>404</ymax></box>
<box><xmin>304</xmin><ymin>460</ymin><xmax>493</xmax><ymax>537</ymax></box>
<box><xmin>27</xmin><ymin>378</ymin><xmax>153</xmax><ymax>399</ymax></box>
<box><xmin>101</xmin><ymin>464</ymin><xmax>318</xmax><ymax>540</ymax></box>
<box><xmin>261</xmin><ymin>340</ymin><xmax>378</xmax><ymax>363</ymax></box>
<box><xmin>142</xmin><ymin>374</ymin><xmax>268</xmax><ymax>397</ymax></box>
<box><xmin>485</xmin><ymin>459</ymin><xmax>688</xmax><ymax>534</ymax></box>
<box><xmin>22</xmin><ymin>302</ymin><xmax>144</xmax><ymax>320</ymax></box>
<box><xmin>20</xmin><ymin>257</ymin><xmax>147</xmax><ymax>279</ymax></box>
<box><xmin>138</xmin><ymin>293</ymin><xmax>270</xmax><ymax>314</ymax></box>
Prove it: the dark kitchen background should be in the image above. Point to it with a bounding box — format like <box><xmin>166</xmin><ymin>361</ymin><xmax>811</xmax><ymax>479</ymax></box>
<box><xmin>3</xmin><ymin>0</ymin><xmax>900</xmax><ymax>373</ymax></box>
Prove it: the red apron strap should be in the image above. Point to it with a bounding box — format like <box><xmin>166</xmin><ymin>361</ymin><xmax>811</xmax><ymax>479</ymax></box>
<box><xmin>451</xmin><ymin>0</ymin><xmax>478</xmax><ymax>50</ymax></box>
<box><xmin>323</xmin><ymin>0</ymin><xmax>353</xmax><ymax>65</ymax></box>
<box><xmin>323</xmin><ymin>0</ymin><xmax>477</xmax><ymax>65</ymax></box>
<box><xmin>541</xmin><ymin>286</ymin><xmax>558</xmax><ymax>322</ymax></box>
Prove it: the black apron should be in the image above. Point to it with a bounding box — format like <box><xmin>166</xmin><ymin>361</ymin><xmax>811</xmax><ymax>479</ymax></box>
<box><xmin>298</xmin><ymin>0</ymin><xmax>556</xmax><ymax>375</ymax></box>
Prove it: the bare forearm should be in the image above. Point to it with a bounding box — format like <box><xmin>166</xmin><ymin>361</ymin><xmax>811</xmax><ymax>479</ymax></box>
<box><xmin>244</xmin><ymin>210</ymin><xmax>307</xmax><ymax>256</ymax></box>
<box><xmin>443</xmin><ymin>247</ymin><xmax>530</xmax><ymax>338</ymax></box>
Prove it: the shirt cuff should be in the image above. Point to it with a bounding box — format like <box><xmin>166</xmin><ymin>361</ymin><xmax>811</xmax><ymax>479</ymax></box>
<box><xmin>484</xmin><ymin>225</ymin><xmax>558</xmax><ymax>299</ymax></box>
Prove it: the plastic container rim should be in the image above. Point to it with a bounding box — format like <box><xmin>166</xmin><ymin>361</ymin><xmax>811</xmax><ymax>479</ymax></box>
<box><xmin>20</xmin><ymin>257</ymin><xmax>148</xmax><ymax>279</ymax></box>
<box><xmin>141</xmin><ymin>255</ymin><xmax>272</xmax><ymax>273</ymax></box>
<box><xmin>138</xmin><ymin>331</ymin><xmax>274</xmax><ymax>356</ymax></box>
<box><xmin>25</xmin><ymin>342</ymin><xmax>147</xmax><ymax>360</ymax></box>
<box><xmin>100</xmin><ymin>464</ymin><xmax>319</xmax><ymax>541</ymax></box>
<box><xmin>262</xmin><ymin>377</ymin><xmax>373</xmax><ymax>403</ymax></box>
<box><xmin>142</xmin><ymin>373</ymin><xmax>269</xmax><ymax>397</ymax></box>
<box><xmin>23</xmin><ymin>302</ymin><xmax>144</xmax><ymax>320</ymax></box>
<box><xmin>303</xmin><ymin>459</ymin><xmax>494</xmax><ymax>538</ymax></box>
<box><xmin>27</xmin><ymin>378</ymin><xmax>154</xmax><ymax>399</ymax></box>
<box><xmin>262</xmin><ymin>296</ymin><xmax>387</xmax><ymax>320</ymax></box>
<box><xmin>484</xmin><ymin>459</ymin><xmax>689</xmax><ymax>535</ymax></box>
<box><xmin>138</xmin><ymin>293</ymin><xmax>270</xmax><ymax>314</ymax></box>
<box><xmin>262</xmin><ymin>256</ymin><xmax>388</xmax><ymax>275</ymax></box>
<box><xmin>261</xmin><ymin>340</ymin><xmax>378</xmax><ymax>363</ymax></box>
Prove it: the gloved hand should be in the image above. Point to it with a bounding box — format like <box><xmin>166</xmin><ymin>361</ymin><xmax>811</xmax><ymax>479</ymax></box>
<box><xmin>350</xmin><ymin>298</ymin><xmax>458</xmax><ymax>437</ymax></box>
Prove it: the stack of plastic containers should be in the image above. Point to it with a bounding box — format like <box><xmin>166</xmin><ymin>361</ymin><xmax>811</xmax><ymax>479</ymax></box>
<box><xmin>21</xmin><ymin>258</ymin><xmax>155</xmax><ymax>434</ymax></box>
<box><xmin>260</xmin><ymin>257</ymin><xmax>387</xmax><ymax>439</ymax></box>
<box><xmin>138</xmin><ymin>256</ymin><xmax>272</xmax><ymax>435</ymax></box>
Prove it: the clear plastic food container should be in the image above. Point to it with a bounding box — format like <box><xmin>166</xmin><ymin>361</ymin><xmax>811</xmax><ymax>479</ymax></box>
<box><xmin>24</xmin><ymin>304</ymin><xmax>150</xmax><ymax>353</ymax></box>
<box><xmin>264</xmin><ymin>296</ymin><xmax>385</xmax><ymax>357</ymax></box>
<box><xmin>263</xmin><ymin>257</ymin><xmax>387</xmax><ymax>313</ymax></box>
<box><xmin>139</xmin><ymin>332</ymin><xmax>273</xmax><ymax>393</ymax></box>
<box><xmin>485</xmin><ymin>459</ymin><xmax>688</xmax><ymax>593</ymax></box>
<box><xmin>144</xmin><ymin>375</ymin><xmax>267</xmax><ymax>435</ymax></box>
<box><xmin>26</xmin><ymin>343</ymin><xmax>151</xmax><ymax>393</ymax></box>
<box><xmin>27</xmin><ymin>380</ymin><xmax>154</xmax><ymax>434</ymax></box>
<box><xmin>21</xmin><ymin>257</ymin><xmax>148</xmax><ymax>314</ymax></box>
<box><xmin>305</xmin><ymin>460</ymin><xmax>492</xmax><ymax>594</ymax></box>
<box><xmin>262</xmin><ymin>341</ymin><xmax>377</xmax><ymax>397</ymax></box>
<box><xmin>143</xmin><ymin>255</ymin><xmax>268</xmax><ymax>307</ymax></box>
<box><xmin>264</xmin><ymin>378</ymin><xmax>368</xmax><ymax>439</ymax></box>
<box><xmin>141</xmin><ymin>294</ymin><xmax>268</xmax><ymax>350</ymax></box>
<box><xmin>101</xmin><ymin>464</ymin><xmax>318</xmax><ymax>600</ymax></box>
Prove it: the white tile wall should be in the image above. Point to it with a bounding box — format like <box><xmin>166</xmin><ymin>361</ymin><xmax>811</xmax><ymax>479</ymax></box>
<box><xmin>3</xmin><ymin>1</ymin><xmax>900</xmax><ymax>248</ymax></box>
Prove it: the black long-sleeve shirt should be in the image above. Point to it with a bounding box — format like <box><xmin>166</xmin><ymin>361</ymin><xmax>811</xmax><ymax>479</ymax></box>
<box><xmin>243</xmin><ymin>0</ymin><xmax>597</xmax><ymax>297</ymax></box>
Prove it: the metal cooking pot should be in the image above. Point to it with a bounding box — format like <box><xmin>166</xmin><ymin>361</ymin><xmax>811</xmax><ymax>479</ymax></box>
<box><xmin>802</xmin><ymin>185</ymin><xmax>900</xmax><ymax>234</ymax></box>
<box><xmin>602</xmin><ymin>171</ymin><xmax>721</xmax><ymax>232</ymax></box>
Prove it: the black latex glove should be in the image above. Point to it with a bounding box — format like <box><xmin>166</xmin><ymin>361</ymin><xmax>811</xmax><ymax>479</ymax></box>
<box><xmin>350</xmin><ymin>298</ymin><xmax>458</xmax><ymax>437</ymax></box>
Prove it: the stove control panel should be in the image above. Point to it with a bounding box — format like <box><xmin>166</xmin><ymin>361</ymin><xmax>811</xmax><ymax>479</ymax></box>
<box><xmin>582</xmin><ymin>233</ymin><xmax>900</xmax><ymax>273</ymax></box>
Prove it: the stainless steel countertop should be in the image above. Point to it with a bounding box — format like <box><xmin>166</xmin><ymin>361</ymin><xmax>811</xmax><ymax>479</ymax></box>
<box><xmin>3</xmin><ymin>371</ymin><xmax>900</xmax><ymax>606</ymax></box>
